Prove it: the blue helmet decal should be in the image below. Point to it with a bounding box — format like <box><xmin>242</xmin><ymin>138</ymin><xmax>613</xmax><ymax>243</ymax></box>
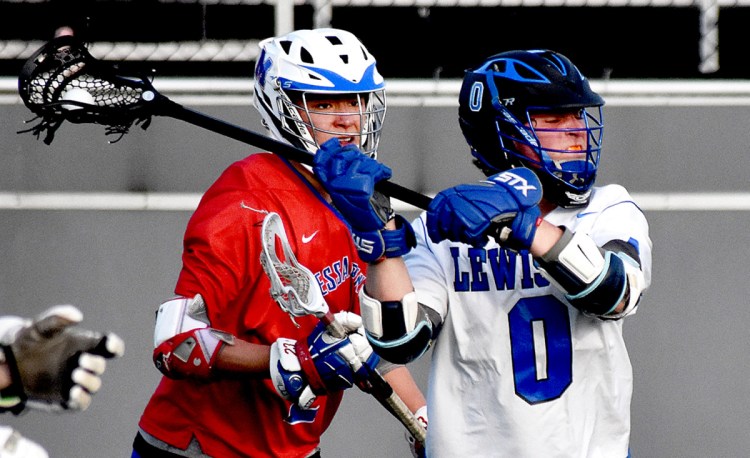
<box><xmin>255</xmin><ymin>50</ymin><xmax>271</xmax><ymax>88</ymax></box>
<box><xmin>479</xmin><ymin>58</ymin><xmax>552</xmax><ymax>84</ymax></box>
<box><xmin>278</xmin><ymin>62</ymin><xmax>384</xmax><ymax>92</ymax></box>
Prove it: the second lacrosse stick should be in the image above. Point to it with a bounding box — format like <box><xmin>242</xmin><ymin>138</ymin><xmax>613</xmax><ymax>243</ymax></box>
<box><xmin>259</xmin><ymin>212</ymin><xmax>427</xmax><ymax>444</ymax></box>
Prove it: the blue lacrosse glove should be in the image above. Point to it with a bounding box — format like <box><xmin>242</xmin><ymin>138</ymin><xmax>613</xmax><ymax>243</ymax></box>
<box><xmin>270</xmin><ymin>312</ymin><xmax>380</xmax><ymax>409</ymax></box>
<box><xmin>426</xmin><ymin>167</ymin><xmax>543</xmax><ymax>250</ymax></box>
<box><xmin>314</xmin><ymin>138</ymin><xmax>393</xmax><ymax>232</ymax></box>
<box><xmin>314</xmin><ymin>138</ymin><xmax>416</xmax><ymax>263</ymax></box>
<box><xmin>351</xmin><ymin>214</ymin><xmax>417</xmax><ymax>263</ymax></box>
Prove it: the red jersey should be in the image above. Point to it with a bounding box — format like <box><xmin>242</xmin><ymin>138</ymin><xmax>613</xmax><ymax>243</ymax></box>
<box><xmin>139</xmin><ymin>153</ymin><xmax>367</xmax><ymax>458</ymax></box>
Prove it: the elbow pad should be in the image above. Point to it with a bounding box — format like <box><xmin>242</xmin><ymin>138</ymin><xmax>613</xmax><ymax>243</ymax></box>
<box><xmin>152</xmin><ymin>295</ymin><xmax>234</xmax><ymax>378</ymax></box>
<box><xmin>359</xmin><ymin>289</ymin><xmax>434</xmax><ymax>364</ymax></box>
<box><xmin>153</xmin><ymin>295</ymin><xmax>211</xmax><ymax>348</ymax></box>
<box><xmin>536</xmin><ymin>228</ymin><xmax>645</xmax><ymax>317</ymax></box>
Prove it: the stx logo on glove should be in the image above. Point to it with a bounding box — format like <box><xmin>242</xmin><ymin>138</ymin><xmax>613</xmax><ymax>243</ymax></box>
<box><xmin>488</xmin><ymin>171</ymin><xmax>538</xmax><ymax>197</ymax></box>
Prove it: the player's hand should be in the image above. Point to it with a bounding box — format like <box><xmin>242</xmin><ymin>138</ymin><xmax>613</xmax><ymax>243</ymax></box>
<box><xmin>0</xmin><ymin>305</ymin><xmax>125</xmax><ymax>413</ymax></box>
<box><xmin>313</xmin><ymin>139</ymin><xmax>415</xmax><ymax>263</ymax></box>
<box><xmin>426</xmin><ymin>168</ymin><xmax>543</xmax><ymax>250</ymax></box>
<box><xmin>313</xmin><ymin>138</ymin><xmax>393</xmax><ymax>232</ymax></box>
<box><xmin>405</xmin><ymin>405</ymin><xmax>428</xmax><ymax>458</ymax></box>
<box><xmin>313</xmin><ymin>138</ymin><xmax>393</xmax><ymax>231</ymax></box>
<box><xmin>270</xmin><ymin>312</ymin><xmax>380</xmax><ymax>409</ymax></box>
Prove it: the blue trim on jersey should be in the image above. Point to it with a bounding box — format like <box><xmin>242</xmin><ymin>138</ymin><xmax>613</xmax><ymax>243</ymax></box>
<box><xmin>627</xmin><ymin>237</ymin><xmax>640</xmax><ymax>255</ymax></box>
<box><xmin>279</xmin><ymin>155</ymin><xmax>333</xmax><ymax>210</ymax></box>
<box><xmin>279</xmin><ymin>153</ymin><xmax>365</xmax><ymax>232</ymax></box>
<box><xmin>278</xmin><ymin>63</ymin><xmax>384</xmax><ymax>92</ymax></box>
<box><xmin>600</xmin><ymin>199</ymin><xmax>645</xmax><ymax>217</ymax></box>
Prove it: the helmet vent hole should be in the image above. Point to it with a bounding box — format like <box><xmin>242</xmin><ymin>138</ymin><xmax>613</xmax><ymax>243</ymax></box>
<box><xmin>279</xmin><ymin>40</ymin><xmax>292</xmax><ymax>55</ymax></box>
<box><xmin>339</xmin><ymin>54</ymin><xmax>349</xmax><ymax>64</ymax></box>
<box><xmin>299</xmin><ymin>47</ymin><xmax>314</xmax><ymax>64</ymax></box>
<box><xmin>308</xmin><ymin>74</ymin><xmax>321</xmax><ymax>80</ymax></box>
<box><xmin>326</xmin><ymin>35</ymin><xmax>343</xmax><ymax>45</ymax></box>
<box><xmin>513</xmin><ymin>63</ymin><xmax>541</xmax><ymax>81</ymax></box>
<box><xmin>491</xmin><ymin>61</ymin><xmax>506</xmax><ymax>73</ymax></box>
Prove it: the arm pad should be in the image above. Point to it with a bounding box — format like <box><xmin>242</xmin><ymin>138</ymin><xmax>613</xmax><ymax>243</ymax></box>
<box><xmin>154</xmin><ymin>295</ymin><xmax>210</xmax><ymax>348</ymax></box>
<box><xmin>152</xmin><ymin>295</ymin><xmax>235</xmax><ymax>378</ymax></box>
<box><xmin>359</xmin><ymin>289</ymin><xmax>438</xmax><ymax>364</ymax></box>
<box><xmin>536</xmin><ymin>228</ymin><xmax>646</xmax><ymax>317</ymax></box>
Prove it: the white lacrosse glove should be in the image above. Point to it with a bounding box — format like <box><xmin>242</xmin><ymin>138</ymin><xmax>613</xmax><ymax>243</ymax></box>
<box><xmin>0</xmin><ymin>305</ymin><xmax>124</xmax><ymax>413</ymax></box>
<box><xmin>0</xmin><ymin>426</ymin><xmax>49</xmax><ymax>458</ymax></box>
<box><xmin>405</xmin><ymin>405</ymin><xmax>428</xmax><ymax>458</ymax></box>
<box><xmin>269</xmin><ymin>312</ymin><xmax>380</xmax><ymax>409</ymax></box>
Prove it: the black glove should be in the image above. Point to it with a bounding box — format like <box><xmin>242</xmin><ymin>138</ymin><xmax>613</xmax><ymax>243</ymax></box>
<box><xmin>0</xmin><ymin>305</ymin><xmax>124</xmax><ymax>413</ymax></box>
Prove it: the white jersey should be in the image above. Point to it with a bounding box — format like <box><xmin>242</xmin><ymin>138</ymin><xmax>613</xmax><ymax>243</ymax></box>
<box><xmin>405</xmin><ymin>184</ymin><xmax>652</xmax><ymax>458</ymax></box>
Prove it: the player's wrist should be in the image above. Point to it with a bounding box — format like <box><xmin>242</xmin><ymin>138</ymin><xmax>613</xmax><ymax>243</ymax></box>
<box><xmin>384</xmin><ymin>216</ymin><xmax>398</xmax><ymax>231</ymax></box>
<box><xmin>353</xmin><ymin>215</ymin><xmax>416</xmax><ymax>264</ymax></box>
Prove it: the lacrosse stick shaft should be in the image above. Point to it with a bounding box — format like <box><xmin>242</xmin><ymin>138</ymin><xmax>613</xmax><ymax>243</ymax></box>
<box><xmin>315</xmin><ymin>315</ymin><xmax>427</xmax><ymax>444</ymax></box>
<box><xmin>293</xmin><ymin>297</ymin><xmax>427</xmax><ymax>443</ymax></box>
<box><xmin>157</xmin><ymin>99</ymin><xmax>433</xmax><ymax>211</ymax></box>
<box><xmin>260</xmin><ymin>212</ymin><xmax>427</xmax><ymax>445</ymax></box>
<box><xmin>17</xmin><ymin>36</ymin><xmax>431</xmax><ymax>210</ymax></box>
<box><xmin>362</xmin><ymin>366</ymin><xmax>427</xmax><ymax>444</ymax></box>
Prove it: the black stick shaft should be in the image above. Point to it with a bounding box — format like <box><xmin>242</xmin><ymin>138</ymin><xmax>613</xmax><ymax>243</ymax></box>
<box><xmin>158</xmin><ymin>98</ymin><xmax>433</xmax><ymax>210</ymax></box>
<box><xmin>320</xmin><ymin>321</ymin><xmax>427</xmax><ymax>445</ymax></box>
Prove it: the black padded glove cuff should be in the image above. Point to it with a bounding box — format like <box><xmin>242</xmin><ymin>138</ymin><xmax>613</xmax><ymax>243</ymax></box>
<box><xmin>0</xmin><ymin>344</ymin><xmax>27</xmax><ymax>414</ymax></box>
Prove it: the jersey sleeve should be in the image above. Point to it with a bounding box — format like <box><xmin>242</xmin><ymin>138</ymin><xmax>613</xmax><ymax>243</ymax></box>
<box><xmin>586</xmin><ymin>185</ymin><xmax>653</xmax><ymax>294</ymax></box>
<box><xmin>174</xmin><ymin>166</ymin><xmax>267</xmax><ymax>324</ymax></box>
<box><xmin>402</xmin><ymin>213</ymin><xmax>451</xmax><ymax>319</ymax></box>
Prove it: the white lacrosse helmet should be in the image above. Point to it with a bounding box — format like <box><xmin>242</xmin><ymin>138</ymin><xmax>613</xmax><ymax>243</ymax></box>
<box><xmin>253</xmin><ymin>28</ymin><xmax>386</xmax><ymax>158</ymax></box>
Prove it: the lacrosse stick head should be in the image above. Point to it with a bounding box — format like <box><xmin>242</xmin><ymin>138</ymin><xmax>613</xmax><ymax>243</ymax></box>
<box><xmin>260</xmin><ymin>212</ymin><xmax>330</xmax><ymax>322</ymax></box>
<box><xmin>17</xmin><ymin>35</ymin><xmax>161</xmax><ymax>144</ymax></box>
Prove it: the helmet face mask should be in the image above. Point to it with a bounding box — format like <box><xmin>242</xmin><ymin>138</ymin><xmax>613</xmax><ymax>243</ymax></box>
<box><xmin>499</xmin><ymin>106</ymin><xmax>603</xmax><ymax>199</ymax></box>
<box><xmin>254</xmin><ymin>28</ymin><xmax>386</xmax><ymax>158</ymax></box>
<box><xmin>459</xmin><ymin>50</ymin><xmax>605</xmax><ymax>208</ymax></box>
<box><xmin>278</xmin><ymin>89</ymin><xmax>386</xmax><ymax>158</ymax></box>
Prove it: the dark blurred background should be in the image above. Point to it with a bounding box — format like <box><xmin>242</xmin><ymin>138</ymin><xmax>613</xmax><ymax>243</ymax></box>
<box><xmin>1</xmin><ymin>0</ymin><xmax>748</xmax><ymax>79</ymax></box>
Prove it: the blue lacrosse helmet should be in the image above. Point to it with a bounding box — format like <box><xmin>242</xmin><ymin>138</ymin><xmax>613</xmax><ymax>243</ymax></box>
<box><xmin>458</xmin><ymin>50</ymin><xmax>605</xmax><ymax>208</ymax></box>
<box><xmin>253</xmin><ymin>28</ymin><xmax>386</xmax><ymax>158</ymax></box>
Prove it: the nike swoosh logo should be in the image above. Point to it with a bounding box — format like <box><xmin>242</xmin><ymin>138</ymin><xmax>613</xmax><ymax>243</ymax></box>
<box><xmin>302</xmin><ymin>231</ymin><xmax>319</xmax><ymax>243</ymax></box>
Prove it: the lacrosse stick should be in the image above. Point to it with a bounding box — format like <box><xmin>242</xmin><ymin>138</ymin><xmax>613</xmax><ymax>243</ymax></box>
<box><xmin>17</xmin><ymin>36</ymin><xmax>432</xmax><ymax>211</ymax></box>
<box><xmin>259</xmin><ymin>211</ymin><xmax>427</xmax><ymax>444</ymax></box>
